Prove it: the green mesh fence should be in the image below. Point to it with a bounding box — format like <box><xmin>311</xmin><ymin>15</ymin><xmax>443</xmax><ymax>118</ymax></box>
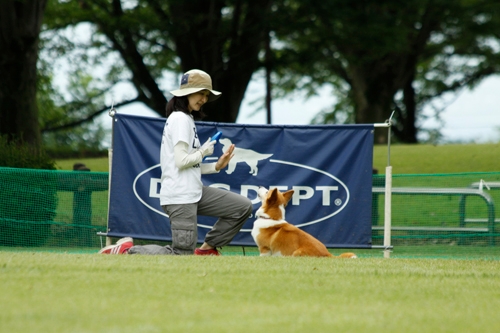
<box><xmin>0</xmin><ymin>167</ymin><xmax>108</xmax><ymax>250</ymax></box>
<box><xmin>370</xmin><ymin>171</ymin><xmax>500</xmax><ymax>259</ymax></box>
<box><xmin>1</xmin><ymin>167</ymin><xmax>499</xmax><ymax>259</ymax></box>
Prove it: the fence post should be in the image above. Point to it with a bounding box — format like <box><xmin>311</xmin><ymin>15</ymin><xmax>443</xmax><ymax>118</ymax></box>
<box><xmin>73</xmin><ymin>163</ymin><xmax>92</xmax><ymax>247</ymax></box>
<box><xmin>383</xmin><ymin>166</ymin><xmax>392</xmax><ymax>258</ymax></box>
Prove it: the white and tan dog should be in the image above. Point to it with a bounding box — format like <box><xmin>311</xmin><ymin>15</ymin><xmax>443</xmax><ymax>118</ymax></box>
<box><xmin>251</xmin><ymin>187</ymin><xmax>357</xmax><ymax>258</ymax></box>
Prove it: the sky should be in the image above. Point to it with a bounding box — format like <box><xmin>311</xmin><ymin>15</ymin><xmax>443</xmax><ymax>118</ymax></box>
<box><xmin>102</xmin><ymin>73</ymin><xmax>500</xmax><ymax>146</ymax></box>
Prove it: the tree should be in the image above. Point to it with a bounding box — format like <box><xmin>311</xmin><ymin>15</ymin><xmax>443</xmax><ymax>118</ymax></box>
<box><xmin>0</xmin><ymin>0</ymin><xmax>48</xmax><ymax>149</ymax></box>
<box><xmin>271</xmin><ymin>0</ymin><xmax>500</xmax><ymax>143</ymax></box>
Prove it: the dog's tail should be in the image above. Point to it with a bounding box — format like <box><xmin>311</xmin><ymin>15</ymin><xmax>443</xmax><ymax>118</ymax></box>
<box><xmin>332</xmin><ymin>252</ymin><xmax>357</xmax><ymax>259</ymax></box>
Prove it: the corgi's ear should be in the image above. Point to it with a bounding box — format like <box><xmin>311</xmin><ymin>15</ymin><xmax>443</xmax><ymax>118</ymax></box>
<box><xmin>268</xmin><ymin>188</ymin><xmax>279</xmax><ymax>205</ymax></box>
<box><xmin>282</xmin><ymin>190</ymin><xmax>294</xmax><ymax>206</ymax></box>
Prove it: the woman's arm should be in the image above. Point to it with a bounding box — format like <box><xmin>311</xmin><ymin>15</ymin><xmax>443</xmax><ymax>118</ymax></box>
<box><xmin>173</xmin><ymin>141</ymin><xmax>203</xmax><ymax>169</ymax></box>
<box><xmin>174</xmin><ymin>141</ymin><xmax>218</xmax><ymax>174</ymax></box>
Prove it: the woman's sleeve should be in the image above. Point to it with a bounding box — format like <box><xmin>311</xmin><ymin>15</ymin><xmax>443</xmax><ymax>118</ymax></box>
<box><xmin>200</xmin><ymin>162</ymin><xmax>219</xmax><ymax>174</ymax></box>
<box><xmin>174</xmin><ymin>141</ymin><xmax>203</xmax><ymax>169</ymax></box>
<box><xmin>174</xmin><ymin>141</ymin><xmax>220</xmax><ymax>174</ymax></box>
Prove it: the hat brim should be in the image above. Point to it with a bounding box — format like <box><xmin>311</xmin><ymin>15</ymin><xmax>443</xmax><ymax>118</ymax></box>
<box><xmin>169</xmin><ymin>87</ymin><xmax>221</xmax><ymax>102</ymax></box>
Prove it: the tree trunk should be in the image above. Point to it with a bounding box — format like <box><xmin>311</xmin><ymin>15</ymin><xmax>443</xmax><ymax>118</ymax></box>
<box><xmin>350</xmin><ymin>68</ymin><xmax>396</xmax><ymax>144</ymax></box>
<box><xmin>396</xmin><ymin>74</ymin><xmax>418</xmax><ymax>143</ymax></box>
<box><xmin>169</xmin><ymin>0</ymin><xmax>272</xmax><ymax>123</ymax></box>
<box><xmin>0</xmin><ymin>0</ymin><xmax>47</xmax><ymax>148</ymax></box>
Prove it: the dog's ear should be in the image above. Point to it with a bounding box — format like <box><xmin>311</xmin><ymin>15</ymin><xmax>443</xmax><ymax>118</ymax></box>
<box><xmin>268</xmin><ymin>188</ymin><xmax>279</xmax><ymax>205</ymax></box>
<box><xmin>282</xmin><ymin>190</ymin><xmax>294</xmax><ymax>206</ymax></box>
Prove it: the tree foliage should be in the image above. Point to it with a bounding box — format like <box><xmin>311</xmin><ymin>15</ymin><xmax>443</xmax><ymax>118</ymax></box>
<box><xmin>271</xmin><ymin>0</ymin><xmax>500</xmax><ymax>143</ymax></box>
<box><xmin>38</xmin><ymin>61</ymin><xmax>107</xmax><ymax>153</ymax></box>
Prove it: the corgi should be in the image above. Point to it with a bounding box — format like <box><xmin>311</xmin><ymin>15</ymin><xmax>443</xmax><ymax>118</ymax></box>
<box><xmin>251</xmin><ymin>187</ymin><xmax>357</xmax><ymax>258</ymax></box>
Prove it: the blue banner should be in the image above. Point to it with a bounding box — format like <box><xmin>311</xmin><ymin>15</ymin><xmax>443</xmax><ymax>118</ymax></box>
<box><xmin>108</xmin><ymin>113</ymin><xmax>374</xmax><ymax>247</ymax></box>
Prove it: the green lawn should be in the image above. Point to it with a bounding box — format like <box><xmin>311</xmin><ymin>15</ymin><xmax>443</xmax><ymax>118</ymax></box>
<box><xmin>55</xmin><ymin>157</ymin><xmax>112</xmax><ymax>172</ymax></box>
<box><xmin>1</xmin><ymin>252</ymin><xmax>499</xmax><ymax>333</ymax></box>
<box><xmin>373</xmin><ymin>143</ymin><xmax>500</xmax><ymax>174</ymax></box>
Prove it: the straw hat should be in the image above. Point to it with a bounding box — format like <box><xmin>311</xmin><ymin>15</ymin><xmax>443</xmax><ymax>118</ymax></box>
<box><xmin>169</xmin><ymin>69</ymin><xmax>221</xmax><ymax>102</ymax></box>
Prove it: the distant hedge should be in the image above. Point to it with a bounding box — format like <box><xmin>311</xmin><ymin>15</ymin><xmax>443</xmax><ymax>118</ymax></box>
<box><xmin>0</xmin><ymin>135</ymin><xmax>55</xmax><ymax>170</ymax></box>
<box><xmin>44</xmin><ymin>147</ymin><xmax>108</xmax><ymax>159</ymax></box>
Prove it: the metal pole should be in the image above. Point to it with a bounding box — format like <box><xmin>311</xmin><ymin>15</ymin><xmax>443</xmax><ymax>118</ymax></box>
<box><xmin>383</xmin><ymin>112</ymin><xmax>394</xmax><ymax>258</ymax></box>
<box><xmin>105</xmin><ymin>102</ymin><xmax>117</xmax><ymax>247</ymax></box>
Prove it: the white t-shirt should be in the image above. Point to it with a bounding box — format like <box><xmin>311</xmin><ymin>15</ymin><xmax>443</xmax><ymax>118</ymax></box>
<box><xmin>159</xmin><ymin>112</ymin><xmax>202</xmax><ymax>205</ymax></box>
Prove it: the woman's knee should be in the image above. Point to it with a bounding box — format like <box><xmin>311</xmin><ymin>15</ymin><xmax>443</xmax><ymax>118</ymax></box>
<box><xmin>241</xmin><ymin>197</ymin><xmax>253</xmax><ymax>218</ymax></box>
<box><xmin>246</xmin><ymin>198</ymin><xmax>253</xmax><ymax>211</ymax></box>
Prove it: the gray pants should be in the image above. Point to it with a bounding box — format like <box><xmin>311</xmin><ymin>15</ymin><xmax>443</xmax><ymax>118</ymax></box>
<box><xmin>128</xmin><ymin>186</ymin><xmax>253</xmax><ymax>255</ymax></box>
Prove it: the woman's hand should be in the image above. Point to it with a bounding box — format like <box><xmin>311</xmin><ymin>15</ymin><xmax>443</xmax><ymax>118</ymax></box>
<box><xmin>199</xmin><ymin>138</ymin><xmax>216</xmax><ymax>158</ymax></box>
<box><xmin>215</xmin><ymin>144</ymin><xmax>235</xmax><ymax>171</ymax></box>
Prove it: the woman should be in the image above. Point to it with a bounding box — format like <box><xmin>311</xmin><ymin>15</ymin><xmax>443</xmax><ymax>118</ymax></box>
<box><xmin>100</xmin><ymin>69</ymin><xmax>253</xmax><ymax>255</ymax></box>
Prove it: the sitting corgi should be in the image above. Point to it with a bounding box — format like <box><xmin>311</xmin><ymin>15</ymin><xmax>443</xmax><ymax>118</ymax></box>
<box><xmin>251</xmin><ymin>187</ymin><xmax>357</xmax><ymax>258</ymax></box>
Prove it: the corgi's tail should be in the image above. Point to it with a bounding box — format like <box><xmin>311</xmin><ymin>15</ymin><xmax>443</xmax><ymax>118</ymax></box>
<box><xmin>336</xmin><ymin>252</ymin><xmax>357</xmax><ymax>259</ymax></box>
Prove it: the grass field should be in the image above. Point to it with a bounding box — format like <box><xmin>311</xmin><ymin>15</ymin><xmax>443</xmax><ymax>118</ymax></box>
<box><xmin>373</xmin><ymin>143</ymin><xmax>500</xmax><ymax>174</ymax></box>
<box><xmin>1</xmin><ymin>252</ymin><xmax>499</xmax><ymax>333</ymax></box>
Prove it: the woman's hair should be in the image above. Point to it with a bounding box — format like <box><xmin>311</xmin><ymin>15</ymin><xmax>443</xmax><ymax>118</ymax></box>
<box><xmin>165</xmin><ymin>96</ymin><xmax>206</xmax><ymax>120</ymax></box>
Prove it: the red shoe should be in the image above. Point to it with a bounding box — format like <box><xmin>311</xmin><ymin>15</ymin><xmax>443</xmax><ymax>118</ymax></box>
<box><xmin>194</xmin><ymin>248</ymin><xmax>220</xmax><ymax>256</ymax></box>
<box><xmin>98</xmin><ymin>237</ymin><xmax>133</xmax><ymax>254</ymax></box>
